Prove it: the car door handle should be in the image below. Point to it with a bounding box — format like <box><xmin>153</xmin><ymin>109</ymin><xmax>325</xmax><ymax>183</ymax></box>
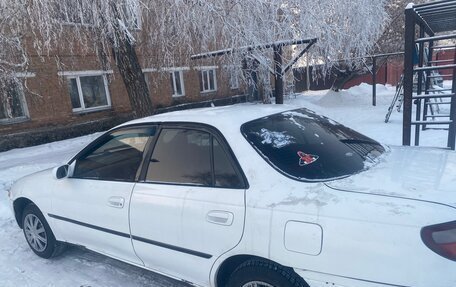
<box><xmin>206</xmin><ymin>211</ymin><xmax>234</xmax><ymax>226</ymax></box>
<box><xmin>108</xmin><ymin>196</ymin><xmax>125</xmax><ymax>209</ymax></box>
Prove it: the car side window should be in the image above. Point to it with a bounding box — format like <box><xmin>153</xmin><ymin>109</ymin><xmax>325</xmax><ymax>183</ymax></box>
<box><xmin>73</xmin><ymin>127</ymin><xmax>156</xmax><ymax>181</ymax></box>
<box><xmin>145</xmin><ymin>127</ymin><xmax>245</xmax><ymax>188</ymax></box>
<box><xmin>146</xmin><ymin>128</ymin><xmax>212</xmax><ymax>185</ymax></box>
<box><xmin>213</xmin><ymin>138</ymin><xmax>244</xmax><ymax>188</ymax></box>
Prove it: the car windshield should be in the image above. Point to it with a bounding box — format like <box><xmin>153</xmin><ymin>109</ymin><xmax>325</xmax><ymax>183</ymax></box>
<box><xmin>241</xmin><ymin>108</ymin><xmax>385</xmax><ymax>181</ymax></box>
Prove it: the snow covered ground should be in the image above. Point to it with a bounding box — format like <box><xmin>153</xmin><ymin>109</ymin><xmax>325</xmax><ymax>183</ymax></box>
<box><xmin>295</xmin><ymin>81</ymin><xmax>453</xmax><ymax>148</ymax></box>
<box><xmin>0</xmin><ymin>82</ymin><xmax>453</xmax><ymax>286</ymax></box>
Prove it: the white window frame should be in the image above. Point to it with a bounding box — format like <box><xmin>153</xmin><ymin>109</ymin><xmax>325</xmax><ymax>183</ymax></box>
<box><xmin>142</xmin><ymin>68</ymin><xmax>156</xmax><ymax>91</ymax></box>
<box><xmin>60</xmin><ymin>71</ymin><xmax>112</xmax><ymax>113</ymax></box>
<box><xmin>58</xmin><ymin>0</ymin><xmax>93</xmax><ymax>26</ymax></box>
<box><xmin>142</xmin><ymin>67</ymin><xmax>188</xmax><ymax>98</ymax></box>
<box><xmin>0</xmin><ymin>73</ymin><xmax>33</xmax><ymax>125</ymax></box>
<box><xmin>263</xmin><ymin>72</ymin><xmax>271</xmax><ymax>85</ymax></box>
<box><xmin>123</xmin><ymin>0</ymin><xmax>142</xmax><ymax>30</ymax></box>
<box><xmin>198</xmin><ymin>67</ymin><xmax>218</xmax><ymax>93</ymax></box>
<box><xmin>228</xmin><ymin>68</ymin><xmax>240</xmax><ymax>90</ymax></box>
<box><xmin>142</xmin><ymin>68</ymin><xmax>157</xmax><ymax>73</ymax></box>
<box><xmin>58</xmin><ymin>0</ymin><xmax>141</xmax><ymax>29</ymax></box>
<box><xmin>170</xmin><ymin>70</ymin><xmax>185</xmax><ymax>98</ymax></box>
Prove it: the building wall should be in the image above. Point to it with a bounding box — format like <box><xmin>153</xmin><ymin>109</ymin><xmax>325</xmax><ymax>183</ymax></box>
<box><xmin>144</xmin><ymin>66</ymin><xmax>243</xmax><ymax>110</ymax></box>
<box><xmin>0</xmin><ymin>52</ymin><xmax>245</xmax><ymax>151</ymax></box>
<box><xmin>434</xmin><ymin>49</ymin><xmax>455</xmax><ymax>81</ymax></box>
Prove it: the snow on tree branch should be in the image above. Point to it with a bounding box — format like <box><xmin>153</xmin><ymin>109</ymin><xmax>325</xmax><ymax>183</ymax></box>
<box><xmin>0</xmin><ymin>0</ymin><xmax>388</xmax><ymax>84</ymax></box>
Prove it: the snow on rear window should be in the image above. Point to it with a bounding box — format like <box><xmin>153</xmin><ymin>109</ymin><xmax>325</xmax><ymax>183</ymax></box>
<box><xmin>258</xmin><ymin>128</ymin><xmax>295</xmax><ymax>148</ymax></box>
<box><xmin>241</xmin><ymin>108</ymin><xmax>385</xmax><ymax>181</ymax></box>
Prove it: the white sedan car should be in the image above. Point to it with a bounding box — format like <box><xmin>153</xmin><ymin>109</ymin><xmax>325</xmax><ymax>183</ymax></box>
<box><xmin>9</xmin><ymin>105</ymin><xmax>456</xmax><ymax>287</ymax></box>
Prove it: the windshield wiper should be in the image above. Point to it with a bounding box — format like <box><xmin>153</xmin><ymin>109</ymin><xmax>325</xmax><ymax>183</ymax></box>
<box><xmin>340</xmin><ymin>139</ymin><xmax>382</xmax><ymax>146</ymax></box>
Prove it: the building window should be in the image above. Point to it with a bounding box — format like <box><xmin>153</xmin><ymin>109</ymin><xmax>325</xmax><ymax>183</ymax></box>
<box><xmin>199</xmin><ymin>69</ymin><xmax>217</xmax><ymax>93</ymax></box>
<box><xmin>56</xmin><ymin>0</ymin><xmax>93</xmax><ymax>25</ymax></box>
<box><xmin>229</xmin><ymin>68</ymin><xmax>240</xmax><ymax>90</ymax></box>
<box><xmin>56</xmin><ymin>0</ymin><xmax>140</xmax><ymax>28</ymax></box>
<box><xmin>170</xmin><ymin>70</ymin><xmax>185</xmax><ymax>97</ymax></box>
<box><xmin>65</xmin><ymin>73</ymin><xmax>111</xmax><ymax>113</ymax></box>
<box><xmin>121</xmin><ymin>1</ymin><xmax>141</xmax><ymax>29</ymax></box>
<box><xmin>263</xmin><ymin>71</ymin><xmax>271</xmax><ymax>85</ymax></box>
<box><xmin>0</xmin><ymin>78</ymin><xmax>28</xmax><ymax>124</ymax></box>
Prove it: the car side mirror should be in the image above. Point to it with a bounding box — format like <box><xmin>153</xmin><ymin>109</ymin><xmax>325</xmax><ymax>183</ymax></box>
<box><xmin>54</xmin><ymin>165</ymin><xmax>69</xmax><ymax>180</ymax></box>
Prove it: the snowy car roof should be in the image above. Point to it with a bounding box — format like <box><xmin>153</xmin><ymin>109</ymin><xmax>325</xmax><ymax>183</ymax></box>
<box><xmin>118</xmin><ymin>103</ymin><xmax>297</xmax><ymax>132</ymax></box>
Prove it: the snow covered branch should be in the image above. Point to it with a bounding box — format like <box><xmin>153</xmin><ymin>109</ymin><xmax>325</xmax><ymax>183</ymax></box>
<box><xmin>0</xmin><ymin>0</ymin><xmax>388</xmax><ymax>106</ymax></box>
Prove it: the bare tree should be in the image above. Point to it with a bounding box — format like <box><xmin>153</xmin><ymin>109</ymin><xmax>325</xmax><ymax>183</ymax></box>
<box><xmin>180</xmin><ymin>1</ymin><xmax>388</xmax><ymax>70</ymax></box>
<box><xmin>0</xmin><ymin>0</ymin><xmax>388</xmax><ymax>116</ymax></box>
<box><xmin>375</xmin><ymin>0</ymin><xmax>428</xmax><ymax>54</ymax></box>
<box><xmin>1</xmin><ymin>0</ymin><xmax>155</xmax><ymax>117</ymax></box>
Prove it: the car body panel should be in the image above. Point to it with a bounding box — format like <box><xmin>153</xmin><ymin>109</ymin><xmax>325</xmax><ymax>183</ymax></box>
<box><xmin>212</xmin><ymin>175</ymin><xmax>456</xmax><ymax>287</ymax></box>
<box><xmin>325</xmin><ymin>145</ymin><xmax>456</xmax><ymax>207</ymax></box>
<box><xmin>9</xmin><ymin>169</ymin><xmax>56</xmax><ymax>228</ymax></box>
<box><xmin>130</xmin><ymin>183</ymin><xmax>245</xmax><ymax>286</ymax></box>
<box><xmin>50</xmin><ymin>174</ymin><xmax>141</xmax><ymax>265</ymax></box>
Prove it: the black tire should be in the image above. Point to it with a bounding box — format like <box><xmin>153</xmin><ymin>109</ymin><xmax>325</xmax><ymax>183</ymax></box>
<box><xmin>22</xmin><ymin>204</ymin><xmax>65</xmax><ymax>259</ymax></box>
<box><xmin>226</xmin><ymin>259</ymin><xmax>309</xmax><ymax>287</ymax></box>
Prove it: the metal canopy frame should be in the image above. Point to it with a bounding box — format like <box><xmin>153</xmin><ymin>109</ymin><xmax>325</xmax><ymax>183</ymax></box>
<box><xmin>403</xmin><ymin>0</ymin><xmax>456</xmax><ymax>150</ymax></box>
<box><xmin>414</xmin><ymin>0</ymin><xmax>456</xmax><ymax>33</ymax></box>
<box><xmin>363</xmin><ymin>52</ymin><xmax>404</xmax><ymax>106</ymax></box>
<box><xmin>191</xmin><ymin>38</ymin><xmax>317</xmax><ymax>104</ymax></box>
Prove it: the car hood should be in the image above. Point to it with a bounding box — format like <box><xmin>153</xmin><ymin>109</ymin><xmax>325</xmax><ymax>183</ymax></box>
<box><xmin>325</xmin><ymin>146</ymin><xmax>456</xmax><ymax>208</ymax></box>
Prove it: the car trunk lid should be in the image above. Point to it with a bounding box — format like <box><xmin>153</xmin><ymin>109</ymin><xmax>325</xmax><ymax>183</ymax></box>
<box><xmin>325</xmin><ymin>146</ymin><xmax>456</xmax><ymax>208</ymax></box>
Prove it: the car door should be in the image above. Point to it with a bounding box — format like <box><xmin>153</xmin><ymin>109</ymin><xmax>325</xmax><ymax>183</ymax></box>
<box><xmin>129</xmin><ymin>126</ymin><xmax>247</xmax><ymax>285</ymax></box>
<box><xmin>50</xmin><ymin>126</ymin><xmax>156</xmax><ymax>264</ymax></box>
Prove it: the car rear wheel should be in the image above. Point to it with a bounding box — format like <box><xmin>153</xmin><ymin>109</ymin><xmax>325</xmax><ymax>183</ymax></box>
<box><xmin>226</xmin><ymin>259</ymin><xmax>309</xmax><ymax>287</ymax></box>
<box><xmin>241</xmin><ymin>282</ymin><xmax>274</xmax><ymax>287</ymax></box>
<box><xmin>22</xmin><ymin>204</ymin><xmax>65</xmax><ymax>259</ymax></box>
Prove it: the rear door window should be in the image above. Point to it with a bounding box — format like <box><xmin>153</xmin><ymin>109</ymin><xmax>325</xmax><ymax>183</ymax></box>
<box><xmin>146</xmin><ymin>129</ymin><xmax>212</xmax><ymax>185</ymax></box>
<box><xmin>145</xmin><ymin>127</ymin><xmax>246</xmax><ymax>188</ymax></box>
<box><xmin>241</xmin><ymin>109</ymin><xmax>385</xmax><ymax>181</ymax></box>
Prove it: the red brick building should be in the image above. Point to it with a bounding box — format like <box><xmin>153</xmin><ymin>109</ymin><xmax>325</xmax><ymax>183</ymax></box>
<box><xmin>0</xmin><ymin>26</ymin><xmax>248</xmax><ymax>151</ymax></box>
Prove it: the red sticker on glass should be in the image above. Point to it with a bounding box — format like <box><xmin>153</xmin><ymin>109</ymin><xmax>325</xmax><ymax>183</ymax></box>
<box><xmin>297</xmin><ymin>151</ymin><xmax>319</xmax><ymax>166</ymax></box>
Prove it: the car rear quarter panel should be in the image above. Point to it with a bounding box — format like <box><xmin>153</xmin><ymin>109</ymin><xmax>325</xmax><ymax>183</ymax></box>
<box><xmin>215</xmin><ymin>156</ymin><xmax>456</xmax><ymax>287</ymax></box>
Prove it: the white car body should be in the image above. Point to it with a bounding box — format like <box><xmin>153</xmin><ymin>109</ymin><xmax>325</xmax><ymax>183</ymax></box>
<box><xmin>9</xmin><ymin>104</ymin><xmax>456</xmax><ymax>287</ymax></box>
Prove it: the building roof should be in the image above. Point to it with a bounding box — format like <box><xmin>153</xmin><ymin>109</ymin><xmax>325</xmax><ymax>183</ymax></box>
<box><xmin>412</xmin><ymin>0</ymin><xmax>456</xmax><ymax>34</ymax></box>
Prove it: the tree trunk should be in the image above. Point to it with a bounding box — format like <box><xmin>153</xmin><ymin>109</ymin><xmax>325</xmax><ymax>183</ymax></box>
<box><xmin>273</xmin><ymin>45</ymin><xmax>284</xmax><ymax>104</ymax></box>
<box><xmin>112</xmin><ymin>39</ymin><xmax>153</xmax><ymax>118</ymax></box>
<box><xmin>110</xmin><ymin>4</ymin><xmax>153</xmax><ymax>119</ymax></box>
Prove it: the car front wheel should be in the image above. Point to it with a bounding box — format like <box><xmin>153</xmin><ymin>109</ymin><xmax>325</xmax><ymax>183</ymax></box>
<box><xmin>226</xmin><ymin>259</ymin><xmax>309</xmax><ymax>287</ymax></box>
<box><xmin>22</xmin><ymin>204</ymin><xmax>64</xmax><ymax>258</ymax></box>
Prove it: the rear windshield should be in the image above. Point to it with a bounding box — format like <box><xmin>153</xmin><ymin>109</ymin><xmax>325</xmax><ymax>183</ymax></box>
<box><xmin>241</xmin><ymin>108</ymin><xmax>385</xmax><ymax>181</ymax></box>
